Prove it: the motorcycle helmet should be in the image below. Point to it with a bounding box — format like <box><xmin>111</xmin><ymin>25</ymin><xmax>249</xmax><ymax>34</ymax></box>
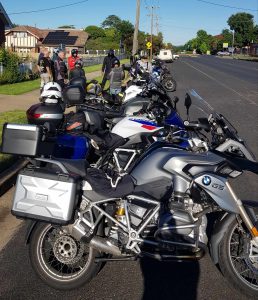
<box><xmin>112</xmin><ymin>59</ymin><xmax>120</xmax><ymax>68</ymax></box>
<box><xmin>86</xmin><ymin>80</ymin><xmax>102</xmax><ymax>95</ymax></box>
<box><xmin>74</xmin><ymin>59</ymin><xmax>83</xmax><ymax>68</ymax></box>
<box><xmin>40</xmin><ymin>82</ymin><xmax>62</xmax><ymax>103</ymax></box>
<box><xmin>108</xmin><ymin>49</ymin><xmax>114</xmax><ymax>57</ymax></box>
<box><xmin>71</xmin><ymin>49</ymin><xmax>78</xmax><ymax>57</ymax></box>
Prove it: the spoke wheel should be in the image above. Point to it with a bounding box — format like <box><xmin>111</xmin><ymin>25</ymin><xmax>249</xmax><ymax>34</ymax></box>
<box><xmin>29</xmin><ymin>223</ymin><xmax>102</xmax><ymax>290</ymax></box>
<box><xmin>218</xmin><ymin>218</ymin><xmax>258</xmax><ymax>298</ymax></box>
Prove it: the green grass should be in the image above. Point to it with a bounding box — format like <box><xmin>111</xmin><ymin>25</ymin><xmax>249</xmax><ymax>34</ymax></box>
<box><xmin>0</xmin><ymin>79</ymin><xmax>40</xmax><ymax>95</ymax></box>
<box><xmin>0</xmin><ymin>110</ymin><xmax>27</xmax><ymax>172</ymax></box>
<box><xmin>84</xmin><ymin>58</ymin><xmax>129</xmax><ymax>73</ymax></box>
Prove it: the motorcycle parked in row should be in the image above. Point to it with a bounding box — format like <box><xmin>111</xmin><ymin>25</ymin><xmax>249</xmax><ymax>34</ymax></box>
<box><xmin>2</xmin><ymin>90</ymin><xmax>258</xmax><ymax>298</ymax></box>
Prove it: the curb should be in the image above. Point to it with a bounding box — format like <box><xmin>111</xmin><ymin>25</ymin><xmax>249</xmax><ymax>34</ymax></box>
<box><xmin>0</xmin><ymin>159</ymin><xmax>28</xmax><ymax>197</ymax></box>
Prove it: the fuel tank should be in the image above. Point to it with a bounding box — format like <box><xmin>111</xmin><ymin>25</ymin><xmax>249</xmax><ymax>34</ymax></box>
<box><xmin>111</xmin><ymin>116</ymin><xmax>161</xmax><ymax>138</ymax></box>
<box><xmin>123</xmin><ymin>96</ymin><xmax>150</xmax><ymax>116</ymax></box>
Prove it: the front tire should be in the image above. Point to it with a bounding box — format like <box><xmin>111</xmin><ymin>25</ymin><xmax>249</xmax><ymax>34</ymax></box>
<box><xmin>29</xmin><ymin>222</ymin><xmax>102</xmax><ymax>290</ymax></box>
<box><xmin>162</xmin><ymin>77</ymin><xmax>177</xmax><ymax>92</ymax></box>
<box><xmin>218</xmin><ymin>217</ymin><xmax>258</xmax><ymax>298</ymax></box>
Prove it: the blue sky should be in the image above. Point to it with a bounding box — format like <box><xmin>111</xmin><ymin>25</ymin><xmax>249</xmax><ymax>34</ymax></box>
<box><xmin>2</xmin><ymin>0</ymin><xmax>258</xmax><ymax>45</ymax></box>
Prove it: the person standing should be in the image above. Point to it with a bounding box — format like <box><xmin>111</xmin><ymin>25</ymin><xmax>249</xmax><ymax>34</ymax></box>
<box><xmin>107</xmin><ymin>59</ymin><xmax>125</xmax><ymax>103</ymax></box>
<box><xmin>67</xmin><ymin>49</ymin><xmax>80</xmax><ymax>72</ymax></box>
<box><xmin>37</xmin><ymin>48</ymin><xmax>51</xmax><ymax>93</ymax></box>
<box><xmin>54</xmin><ymin>50</ymin><xmax>68</xmax><ymax>90</ymax></box>
<box><xmin>101</xmin><ymin>49</ymin><xmax>118</xmax><ymax>90</ymax></box>
<box><xmin>69</xmin><ymin>59</ymin><xmax>86</xmax><ymax>80</ymax></box>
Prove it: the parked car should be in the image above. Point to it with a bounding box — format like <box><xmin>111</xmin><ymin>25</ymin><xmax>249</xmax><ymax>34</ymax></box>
<box><xmin>217</xmin><ymin>51</ymin><xmax>231</xmax><ymax>56</ymax></box>
<box><xmin>173</xmin><ymin>54</ymin><xmax>179</xmax><ymax>60</ymax></box>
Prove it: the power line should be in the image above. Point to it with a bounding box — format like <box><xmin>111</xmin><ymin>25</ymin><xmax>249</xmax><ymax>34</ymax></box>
<box><xmin>8</xmin><ymin>0</ymin><xmax>89</xmax><ymax>15</ymax></box>
<box><xmin>196</xmin><ymin>0</ymin><xmax>258</xmax><ymax>12</ymax></box>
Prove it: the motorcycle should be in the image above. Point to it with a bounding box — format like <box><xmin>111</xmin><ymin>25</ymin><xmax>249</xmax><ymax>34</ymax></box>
<box><xmin>3</xmin><ymin>90</ymin><xmax>258</xmax><ymax>297</ymax></box>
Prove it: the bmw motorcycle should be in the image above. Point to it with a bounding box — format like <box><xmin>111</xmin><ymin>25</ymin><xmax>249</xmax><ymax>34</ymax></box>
<box><xmin>3</xmin><ymin>90</ymin><xmax>258</xmax><ymax>297</ymax></box>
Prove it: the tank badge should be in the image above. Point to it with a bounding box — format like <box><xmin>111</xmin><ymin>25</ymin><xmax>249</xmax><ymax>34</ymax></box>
<box><xmin>202</xmin><ymin>176</ymin><xmax>211</xmax><ymax>186</ymax></box>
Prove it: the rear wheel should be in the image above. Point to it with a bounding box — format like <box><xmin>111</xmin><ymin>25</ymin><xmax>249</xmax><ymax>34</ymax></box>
<box><xmin>218</xmin><ymin>218</ymin><xmax>258</xmax><ymax>298</ymax></box>
<box><xmin>29</xmin><ymin>222</ymin><xmax>102</xmax><ymax>290</ymax></box>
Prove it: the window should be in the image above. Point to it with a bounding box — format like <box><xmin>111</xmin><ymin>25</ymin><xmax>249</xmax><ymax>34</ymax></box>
<box><xmin>13</xmin><ymin>32</ymin><xmax>27</xmax><ymax>38</ymax></box>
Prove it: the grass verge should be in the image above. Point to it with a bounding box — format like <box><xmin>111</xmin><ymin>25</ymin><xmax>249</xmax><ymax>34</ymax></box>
<box><xmin>0</xmin><ymin>110</ymin><xmax>27</xmax><ymax>172</ymax></box>
<box><xmin>0</xmin><ymin>79</ymin><xmax>40</xmax><ymax>95</ymax></box>
<box><xmin>84</xmin><ymin>59</ymin><xmax>129</xmax><ymax>73</ymax></box>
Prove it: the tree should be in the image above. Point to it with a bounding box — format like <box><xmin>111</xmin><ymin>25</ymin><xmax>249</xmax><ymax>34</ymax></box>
<box><xmin>85</xmin><ymin>25</ymin><xmax>106</xmax><ymax>39</ymax></box>
<box><xmin>101</xmin><ymin>15</ymin><xmax>121</xmax><ymax>29</ymax></box>
<box><xmin>166</xmin><ymin>43</ymin><xmax>173</xmax><ymax>49</ymax></box>
<box><xmin>199</xmin><ymin>42</ymin><xmax>208</xmax><ymax>54</ymax></box>
<box><xmin>58</xmin><ymin>25</ymin><xmax>75</xmax><ymax>29</ymax></box>
<box><xmin>227</xmin><ymin>13</ymin><xmax>255</xmax><ymax>46</ymax></box>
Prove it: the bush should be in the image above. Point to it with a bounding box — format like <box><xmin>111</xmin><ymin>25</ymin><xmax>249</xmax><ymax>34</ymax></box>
<box><xmin>0</xmin><ymin>48</ymin><xmax>26</xmax><ymax>84</ymax></box>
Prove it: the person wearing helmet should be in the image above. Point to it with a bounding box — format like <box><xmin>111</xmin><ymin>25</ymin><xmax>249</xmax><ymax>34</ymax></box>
<box><xmin>68</xmin><ymin>49</ymin><xmax>81</xmax><ymax>71</ymax></box>
<box><xmin>107</xmin><ymin>59</ymin><xmax>125</xmax><ymax>103</ymax></box>
<box><xmin>101</xmin><ymin>49</ymin><xmax>118</xmax><ymax>90</ymax></box>
<box><xmin>69</xmin><ymin>59</ymin><xmax>86</xmax><ymax>80</ymax></box>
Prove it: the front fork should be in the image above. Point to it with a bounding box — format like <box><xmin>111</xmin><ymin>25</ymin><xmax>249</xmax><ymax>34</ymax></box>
<box><xmin>226</xmin><ymin>182</ymin><xmax>258</xmax><ymax>243</ymax></box>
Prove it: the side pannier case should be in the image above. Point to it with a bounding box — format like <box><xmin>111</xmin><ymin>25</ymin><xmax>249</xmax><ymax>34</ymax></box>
<box><xmin>1</xmin><ymin>123</ymin><xmax>43</xmax><ymax>157</ymax></box>
<box><xmin>12</xmin><ymin>167</ymin><xmax>80</xmax><ymax>224</ymax></box>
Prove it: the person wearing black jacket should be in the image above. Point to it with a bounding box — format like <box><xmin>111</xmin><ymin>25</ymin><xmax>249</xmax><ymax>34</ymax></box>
<box><xmin>69</xmin><ymin>59</ymin><xmax>86</xmax><ymax>80</ymax></box>
<box><xmin>101</xmin><ymin>49</ymin><xmax>118</xmax><ymax>89</ymax></box>
<box><xmin>54</xmin><ymin>50</ymin><xmax>68</xmax><ymax>90</ymax></box>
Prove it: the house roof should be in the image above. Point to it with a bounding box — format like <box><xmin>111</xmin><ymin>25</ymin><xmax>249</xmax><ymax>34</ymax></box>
<box><xmin>0</xmin><ymin>2</ymin><xmax>12</xmax><ymax>27</ymax></box>
<box><xmin>5</xmin><ymin>26</ymin><xmax>49</xmax><ymax>39</ymax></box>
<box><xmin>213</xmin><ymin>34</ymin><xmax>224</xmax><ymax>40</ymax></box>
<box><xmin>42</xmin><ymin>29</ymin><xmax>88</xmax><ymax>47</ymax></box>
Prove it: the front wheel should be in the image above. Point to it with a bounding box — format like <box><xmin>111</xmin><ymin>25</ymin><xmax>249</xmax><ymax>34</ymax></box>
<box><xmin>162</xmin><ymin>77</ymin><xmax>177</xmax><ymax>92</ymax></box>
<box><xmin>29</xmin><ymin>222</ymin><xmax>102</xmax><ymax>290</ymax></box>
<box><xmin>218</xmin><ymin>217</ymin><xmax>258</xmax><ymax>298</ymax></box>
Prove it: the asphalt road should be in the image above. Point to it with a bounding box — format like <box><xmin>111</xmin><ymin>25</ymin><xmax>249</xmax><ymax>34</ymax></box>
<box><xmin>0</xmin><ymin>55</ymin><xmax>257</xmax><ymax>300</ymax></box>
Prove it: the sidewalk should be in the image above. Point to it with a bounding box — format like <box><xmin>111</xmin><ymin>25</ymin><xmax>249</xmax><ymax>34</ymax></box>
<box><xmin>0</xmin><ymin>71</ymin><xmax>101</xmax><ymax>113</ymax></box>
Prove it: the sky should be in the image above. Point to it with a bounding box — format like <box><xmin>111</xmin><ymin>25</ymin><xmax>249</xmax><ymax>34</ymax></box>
<box><xmin>1</xmin><ymin>0</ymin><xmax>258</xmax><ymax>45</ymax></box>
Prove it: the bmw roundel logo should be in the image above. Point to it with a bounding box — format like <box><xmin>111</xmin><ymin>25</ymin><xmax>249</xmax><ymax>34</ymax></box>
<box><xmin>202</xmin><ymin>176</ymin><xmax>211</xmax><ymax>186</ymax></box>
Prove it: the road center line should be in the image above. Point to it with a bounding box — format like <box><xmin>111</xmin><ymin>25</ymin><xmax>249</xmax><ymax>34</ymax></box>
<box><xmin>182</xmin><ymin>60</ymin><xmax>258</xmax><ymax>106</ymax></box>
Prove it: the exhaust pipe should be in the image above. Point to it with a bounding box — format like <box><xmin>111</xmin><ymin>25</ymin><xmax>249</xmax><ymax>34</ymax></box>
<box><xmin>89</xmin><ymin>236</ymin><xmax>122</xmax><ymax>256</ymax></box>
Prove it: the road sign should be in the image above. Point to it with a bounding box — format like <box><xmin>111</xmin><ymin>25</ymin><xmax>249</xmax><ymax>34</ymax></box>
<box><xmin>223</xmin><ymin>42</ymin><xmax>228</xmax><ymax>48</ymax></box>
<box><xmin>146</xmin><ymin>42</ymin><xmax>152</xmax><ymax>49</ymax></box>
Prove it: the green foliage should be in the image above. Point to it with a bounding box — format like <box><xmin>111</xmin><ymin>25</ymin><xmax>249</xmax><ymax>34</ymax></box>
<box><xmin>228</xmin><ymin>13</ymin><xmax>255</xmax><ymax>46</ymax></box>
<box><xmin>58</xmin><ymin>25</ymin><xmax>75</xmax><ymax>29</ymax></box>
<box><xmin>0</xmin><ymin>48</ymin><xmax>24</xmax><ymax>84</ymax></box>
<box><xmin>85</xmin><ymin>25</ymin><xmax>106</xmax><ymax>39</ymax></box>
<box><xmin>199</xmin><ymin>42</ymin><xmax>208</xmax><ymax>54</ymax></box>
<box><xmin>101</xmin><ymin>15</ymin><xmax>121</xmax><ymax>29</ymax></box>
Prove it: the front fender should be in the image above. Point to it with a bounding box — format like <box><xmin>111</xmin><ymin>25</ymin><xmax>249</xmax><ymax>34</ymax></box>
<box><xmin>209</xmin><ymin>213</ymin><xmax>236</xmax><ymax>264</ymax></box>
<box><xmin>25</xmin><ymin>220</ymin><xmax>38</xmax><ymax>244</ymax></box>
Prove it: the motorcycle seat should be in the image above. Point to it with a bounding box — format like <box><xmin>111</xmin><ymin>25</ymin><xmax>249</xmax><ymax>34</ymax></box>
<box><xmin>50</xmin><ymin>159</ymin><xmax>89</xmax><ymax>177</ymax></box>
<box><xmin>83</xmin><ymin>168</ymin><xmax>134</xmax><ymax>202</ymax></box>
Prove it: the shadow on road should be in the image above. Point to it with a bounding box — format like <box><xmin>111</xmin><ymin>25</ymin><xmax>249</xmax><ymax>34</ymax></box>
<box><xmin>140</xmin><ymin>258</ymin><xmax>199</xmax><ymax>300</ymax></box>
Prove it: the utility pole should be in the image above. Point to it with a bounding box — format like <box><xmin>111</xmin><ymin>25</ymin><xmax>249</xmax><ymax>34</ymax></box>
<box><xmin>132</xmin><ymin>0</ymin><xmax>141</xmax><ymax>56</ymax></box>
<box><xmin>150</xmin><ymin>5</ymin><xmax>154</xmax><ymax>61</ymax></box>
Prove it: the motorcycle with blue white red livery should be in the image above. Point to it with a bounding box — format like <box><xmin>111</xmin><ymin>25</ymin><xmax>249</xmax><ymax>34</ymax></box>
<box><xmin>2</xmin><ymin>89</ymin><xmax>258</xmax><ymax>298</ymax></box>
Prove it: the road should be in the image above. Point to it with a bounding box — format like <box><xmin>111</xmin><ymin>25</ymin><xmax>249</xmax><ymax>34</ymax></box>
<box><xmin>0</xmin><ymin>55</ymin><xmax>257</xmax><ymax>300</ymax></box>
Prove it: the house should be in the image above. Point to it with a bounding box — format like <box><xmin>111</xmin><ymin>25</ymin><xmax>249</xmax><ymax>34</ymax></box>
<box><xmin>41</xmin><ymin>29</ymin><xmax>89</xmax><ymax>54</ymax></box>
<box><xmin>0</xmin><ymin>2</ymin><xmax>12</xmax><ymax>46</ymax></box>
<box><xmin>5</xmin><ymin>26</ymin><xmax>49</xmax><ymax>54</ymax></box>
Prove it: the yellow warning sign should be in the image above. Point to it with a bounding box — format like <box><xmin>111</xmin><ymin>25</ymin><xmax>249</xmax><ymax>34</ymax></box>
<box><xmin>146</xmin><ymin>42</ymin><xmax>152</xmax><ymax>49</ymax></box>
